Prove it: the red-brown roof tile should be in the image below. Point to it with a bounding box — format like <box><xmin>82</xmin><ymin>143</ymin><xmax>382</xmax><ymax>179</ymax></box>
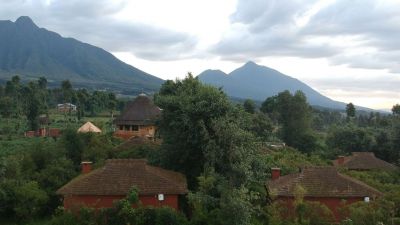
<box><xmin>268</xmin><ymin>167</ymin><xmax>382</xmax><ymax>198</ymax></box>
<box><xmin>333</xmin><ymin>152</ymin><xmax>398</xmax><ymax>171</ymax></box>
<box><xmin>57</xmin><ymin>159</ymin><xmax>187</xmax><ymax>196</ymax></box>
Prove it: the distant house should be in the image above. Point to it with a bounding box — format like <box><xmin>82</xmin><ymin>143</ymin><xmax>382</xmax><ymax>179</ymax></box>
<box><xmin>77</xmin><ymin>122</ymin><xmax>102</xmax><ymax>133</ymax></box>
<box><xmin>268</xmin><ymin>167</ymin><xmax>382</xmax><ymax>220</ymax></box>
<box><xmin>57</xmin><ymin>103</ymin><xmax>77</xmax><ymax>112</ymax></box>
<box><xmin>114</xmin><ymin>94</ymin><xmax>161</xmax><ymax>140</ymax></box>
<box><xmin>38</xmin><ymin>115</ymin><xmax>50</xmax><ymax>127</ymax></box>
<box><xmin>333</xmin><ymin>152</ymin><xmax>398</xmax><ymax>171</ymax></box>
<box><xmin>56</xmin><ymin>159</ymin><xmax>188</xmax><ymax>210</ymax></box>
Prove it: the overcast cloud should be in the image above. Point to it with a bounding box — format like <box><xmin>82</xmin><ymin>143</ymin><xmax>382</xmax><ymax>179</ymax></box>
<box><xmin>0</xmin><ymin>0</ymin><xmax>399</xmax><ymax>109</ymax></box>
<box><xmin>0</xmin><ymin>0</ymin><xmax>197</xmax><ymax>60</ymax></box>
<box><xmin>214</xmin><ymin>0</ymin><xmax>400</xmax><ymax>74</ymax></box>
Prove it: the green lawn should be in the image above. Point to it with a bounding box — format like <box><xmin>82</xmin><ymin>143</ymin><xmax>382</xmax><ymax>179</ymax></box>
<box><xmin>0</xmin><ymin>218</ymin><xmax>52</xmax><ymax>225</ymax></box>
<box><xmin>0</xmin><ymin>111</ymin><xmax>118</xmax><ymax>157</ymax></box>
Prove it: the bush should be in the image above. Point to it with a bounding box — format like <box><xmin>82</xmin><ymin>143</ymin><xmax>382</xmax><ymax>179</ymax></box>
<box><xmin>14</xmin><ymin>181</ymin><xmax>49</xmax><ymax>219</ymax></box>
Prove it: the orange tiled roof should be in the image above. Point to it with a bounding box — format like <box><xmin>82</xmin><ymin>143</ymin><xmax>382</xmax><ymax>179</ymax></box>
<box><xmin>57</xmin><ymin>159</ymin><xmax>187</xmax><ymax>196</ymax></box>
<box><xmin>268</xmin><ymin>167</ymin><xmax>382</xmax><ymax>198</ymax></box>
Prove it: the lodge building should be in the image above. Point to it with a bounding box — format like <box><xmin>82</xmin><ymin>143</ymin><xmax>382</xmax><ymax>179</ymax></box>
<box><xmin>333</xmin><ymin>152</ymin><xmax>398</xmax><ymax>171</ymax></box>
<box><xmin>268</xmin><ymin>167</ymin><xmax>382</xmax><ymax>221</ymax></box>
<box><xmin>114</xmin><ymin>94</ymin><xmax>161</xmax><ymax>140</ymax></box>
<box><xmin>56</xmin><ymin>159</ymin><xmax>188</xmax><ymax>210</ymax></box>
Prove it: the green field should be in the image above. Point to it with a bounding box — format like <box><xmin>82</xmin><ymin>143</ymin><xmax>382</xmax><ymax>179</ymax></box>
<box><xmin>0</xmin><ymin>111</ymin><xmax>117</xmax><ymax>157</ymax></box>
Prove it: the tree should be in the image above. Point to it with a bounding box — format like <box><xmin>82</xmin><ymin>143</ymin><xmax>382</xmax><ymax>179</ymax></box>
<box><xmin>13</xmin><ymin>181</ymin><xmax>48</xmax><ymax>219</ymax></box>
<box><xmin>327</xmin><ymin>125</ymin><xmax>375</xmax><ymax>153</ymax></box>
<box><xmin>261</xmin><ymin>90</ymin><xmax>316</xmax><ymax>153</ymax></box>
<box><xmin>156</xmin><ymin>74</ymin><xmax>269</xmax><ymax>224</ymax></box>
<box><xmin>0</xmin><ymin>96</ymin><xmax>13</xmax><ymax>118</ymax></box>
<box><xmin>155</xmin><ymin>74</ymin><xmax>231</xmax><ymax>186</ymax></box>
<box><xmin>243</xmin><ymin>99</ymin><xmax>256</xmax><ymax>114</ymax></box>
<box><xmin>108</xmin><ymin>92</ymin><xmax>117</xmax><ymax>121</ymax></box>
<box><xmin>392</xmin><ymin>104</ymin><xmax>400</xmax><ymax>116</ymax></box>
<box><xmin>0</xmin><ymin>84</ymin><xmax>4</xmax><ymax>97</ymax></box>
<box><xmin>61</xmin><ymin>80</ymin><xmax>73</xmax><ymax>103</ymax></box>
<box><xmin>26</xmin><ymin>94</ymin><xmax>40</xmax><ymax>130</ymax></box>
<box><xmin>61</xmin><ymin>129</ymin><xmax>84</xmax><ymax>167</ymax></box>
<box><xmin>38</xmin><ymin>77</ymin><xmax>47</xmax><ymax>89</ymax></box>
<box><xmin>346</xmin><ymin>102</ymin><xmax>356</xmax><ymax>118</ymax></box>
<box><xmin>390</xmin><ymin>120</ymin><xmax>400</xmax><ymax>165</ymax></box>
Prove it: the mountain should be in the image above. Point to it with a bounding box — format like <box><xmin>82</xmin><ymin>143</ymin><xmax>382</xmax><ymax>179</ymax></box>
<box><xmin>198</xmin><ymin>61</ymin><xmax>348</xmax><ymax>109</ymax></box>
<box><xmin>0</xmin><ymin>16</ymin><xmax>164</xmax><ymax>94</ymax></box>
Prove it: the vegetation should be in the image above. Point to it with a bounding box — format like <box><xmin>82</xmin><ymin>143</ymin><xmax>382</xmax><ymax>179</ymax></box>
<box><xmin>0</xmin><ymin>16</ymin><xmax>163</xmax><ymax>95</ymax></box>
<box><xmin>0</xmin><ymin>75</ymin><xmax>399</xmax><ymax>224</ymax></box>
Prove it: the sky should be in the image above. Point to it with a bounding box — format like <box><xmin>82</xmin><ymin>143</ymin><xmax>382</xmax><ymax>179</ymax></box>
<box><xmin>1</xmin><ymin>0</ymin><xmax>400</xmax><ymax>110</ymax></box>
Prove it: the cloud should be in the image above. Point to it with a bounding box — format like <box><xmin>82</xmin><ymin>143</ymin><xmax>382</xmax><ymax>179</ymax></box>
<box><xmin>213</xmin><ymin>0</ymin><xmax>400</xmax><ymax>75</ymax></box>
<box><xmin>0</xmin><ymin>0</ymin><xmax>197</xmax><ymax>60</ymax></box>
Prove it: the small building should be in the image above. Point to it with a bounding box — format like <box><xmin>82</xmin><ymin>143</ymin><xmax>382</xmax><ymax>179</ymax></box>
<box><xmin>56</xmin><ymin>159</ymin><xmax>188</xmax><ymax>210</ymax></box>
<box><xmin>77</xmin><ymin>122</ymin><xmax>102</xmax><ymax>133</ymax></box>
<box><xmin>333</xmin><ymin>152</ymin><xmax>398</xmax><ymax>171</ymax></box>
<box><xmin>25</xmin><ymin>128</ymin><xmax>61</xmax><ymax>138</ymax></box>
<box><xmin>268</xmin><ymin>167</ymin><xmax>382</xmax><ymax>220</ymax></box>
<box><xmin>57</xmin><ymin>103</ymin><xmax>77</xmax><ymax>113</ymax></box>
<box><xmin>38</xmin><ymin>115</ymin><xmax>50</xmax><ymax>127</ymax></box>
<box><xmin>114</xmin><ymin>94</ymin><xmax>161</xmax><ymax>140</ymax></box>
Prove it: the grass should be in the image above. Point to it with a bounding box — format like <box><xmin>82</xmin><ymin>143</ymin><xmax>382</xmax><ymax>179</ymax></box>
<box><xmin>0</xmin><ymin>111</ymin><xmax>118</xmax><ymax>157</ymax></box>
<box><xmin>0</xmin><ymin>218</ymin><xmax>52</xmax><ymax>225</ymax></box>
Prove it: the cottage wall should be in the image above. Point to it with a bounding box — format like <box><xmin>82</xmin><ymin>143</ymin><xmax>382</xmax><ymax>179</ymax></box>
<box><xmin>114</xmin><ymin>125</ymin><xmax>156</xmax><ymax>139</ymax></box>
<box><xmin>63</xmin><ymin>194</ymin><xmax>179</xmax><ymax>210</ymax></box>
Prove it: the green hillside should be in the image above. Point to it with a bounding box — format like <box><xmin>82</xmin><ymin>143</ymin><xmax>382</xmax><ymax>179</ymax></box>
<box><xmin>0</xmin><ymin>16</ymin><xmax>164</xmax><ymax>94</ymax></box>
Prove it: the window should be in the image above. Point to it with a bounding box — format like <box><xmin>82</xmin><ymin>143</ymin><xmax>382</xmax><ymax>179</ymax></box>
<box><xmin>132</xmin><ymin>125</ymin><xmax>139</xmax><ymax>131</ymax></box>
<box><xmin>124</xmin><ymin>125</ymin><xmax>130</xmax><ymax>131</ymax></box>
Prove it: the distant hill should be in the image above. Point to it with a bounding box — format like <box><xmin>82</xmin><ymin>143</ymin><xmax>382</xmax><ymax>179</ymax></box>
<box><xmin>0</xmin><ymin>16</ymin><xmax>164</xmax><ymax>94</ymax></box>
<box><xmin>198</xmin><ymin>61</ymin><xmax>349</xmax><ymax>109</ymax></box>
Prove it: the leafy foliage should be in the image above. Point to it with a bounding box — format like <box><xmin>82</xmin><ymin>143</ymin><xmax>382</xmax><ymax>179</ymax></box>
<box><xmin>261</xmin><ymin>90</ymin><xmax>318</xmax><ymax>153</ymax></box>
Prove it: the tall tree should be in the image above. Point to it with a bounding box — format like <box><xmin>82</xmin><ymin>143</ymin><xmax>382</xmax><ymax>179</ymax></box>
<box><xmin>156</xmin><ymin>74</ymin><xmax>268</xmax><ymax>225</ymax></box>
<box><xmin>61</xmin><ymin>80</ymin><xmax>73</xmax><ymax>103</ymax></box>
<box><xmin>155</xmin><ymin>74</ymin><xmax>231</xmax><ymax>186</ymax></box>
<box><xmin>24</xmin><ymin>83</ymin><xmax>41</xmax><ymax>130</ymax></box>
<box><xmin>243</xmin><ymin>99</ymin><xmax>256</xmax><ymax>114</ymax></box>
<box><xmin>38</xmin><ymin>77</ymin><xmax>47</xmax><ymax>90</ymax></box>
<box><xmin>261</xmin><ymin>90</ymin><xmax>317</xmax><ymax>153</ymax></box>
<box><xmin>346</xmin><ymin>102</ymin><xmax>356</xmax><ymax>118</ymax></box>
<box><xmin>392</xmin><ymin>104</ymin><xmax>400</xmax><ymax>116</ymax></box>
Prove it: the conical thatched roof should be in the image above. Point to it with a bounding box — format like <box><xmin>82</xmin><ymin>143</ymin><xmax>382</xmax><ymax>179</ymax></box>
<box><xmin>77</xmin><ymin>122</ymin><xmax>102</xmax><ymax>133</ymax></box>
<box><xmin>114</xmin><ymin>94</ymin><xmax>161</xmax><ymax>125</ymax></box>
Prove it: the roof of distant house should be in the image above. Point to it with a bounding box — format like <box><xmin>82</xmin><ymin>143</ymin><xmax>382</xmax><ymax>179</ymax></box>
<box><xmin>57</xmin><ymin>159</ymin><xmax>187</xmax><ymax>196</ymax></box>
<box><xmin>77</xmin><ymin>122</ymin><xmax>102</xmax><ymax>133</ymax></box>
<box><xmin>333</xmin><ymin>152</ymin><xmax>398</xmax><ymax>171</ymax></box>
<box><xmin>114</xmin><ymin>94</ymin><xmax>161</xmax><ymax>125</ymax></box>
<box><xmin>114</xmin><ymin>136</ymin><xmax>161</xmax><ymax>151</ymax></box>
<box><xmin>38</xmin><ymin>115</ymin><xmax>50</xmax><ymax>125</ymax></box>
<box><xmin>268</xmin><ymin>167</ymin><xmax>382</xmax><ymax>198</ymax></box>
<box><xmin>57</xmin><ymin>103</ymin><xmax>76</xmax><ymax>107</ymax></box>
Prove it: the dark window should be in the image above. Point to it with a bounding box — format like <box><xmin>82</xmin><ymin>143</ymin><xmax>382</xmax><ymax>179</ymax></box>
<box><xmin>132</xmin><ymin>125</ymin><xmax>139</xmax><ymax>131</ymax></box>
<box><xmin>124</xmin><ymin>125</ymin><xmax>130</xmax><ymax>131</ymax></box>
<box><xmin>119</xmin><ymin>125</ymin><xmax>123</xmax><ymax>131</ymax></box>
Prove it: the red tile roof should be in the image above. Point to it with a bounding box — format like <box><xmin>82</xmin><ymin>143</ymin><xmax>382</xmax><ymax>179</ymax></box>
<box><xmin>114</xmin><ymin>94</ymin><xmax>161</xmax><ymax>126</ymax></box>
<box><xmin>333</xmin><ymin>152</ymin><xmax>398</xmax><ymax>171</ymax></box>
<box><xmin>57</xmin><ymin>159</ymin><xmax>187</xmax><ymax>196</ymax></box>
<box><xmin>268</xmin><ymin>167</ymin><xmax>382</xmax><ymax>198</ymax></box>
